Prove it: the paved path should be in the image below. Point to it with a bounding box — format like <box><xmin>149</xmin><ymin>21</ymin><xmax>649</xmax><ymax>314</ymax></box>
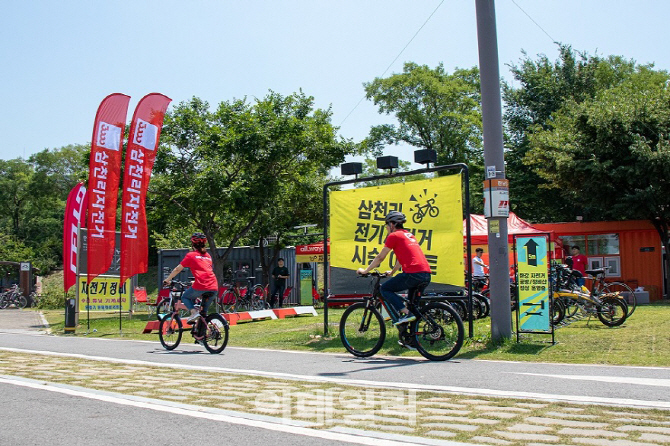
<box><xmin>2</xmin><ymin>311</ymin><xmax>670</xmax><ymax>446</ymax></box>
<box><xmin>0</xmin><ymin>308</ymin><xmax>47</xmax><ymax>332</ymax></box>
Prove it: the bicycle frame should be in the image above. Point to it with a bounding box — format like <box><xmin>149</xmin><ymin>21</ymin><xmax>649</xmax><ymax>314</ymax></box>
<box><xmin>162</xmin><ymin>282</ymin><xmax>211</xmax><ymax>340</ymax></box>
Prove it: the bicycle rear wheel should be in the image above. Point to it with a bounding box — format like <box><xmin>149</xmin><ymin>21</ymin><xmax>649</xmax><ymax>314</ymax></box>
<box><xmin>203</xmin><ymin>314</ymin><xmax>229</xmax><ymax>354</ymax></box>
<box><xmin>603</xmin><ymin>282</ymin><xmax>636</xmax><ymax>317</ymax></box>
<box><xmin>158</xmin><ymin>314</ymin><xmax>183</xmax><ymax>350</ymax></box>
<box><xmin>598</xmin><ymin>297</ymin><xmax>628</xmax><ymax>327</ymax></box>
<box><xmin>339</xmin><ymin>302</ymin><xmax>385</xmax><ymax>357</ymax></box>
<box><xmin>412</xmin><ymin>302</ymin><xmax>464</xmax><ymax>361</ymax></box>
<box><xmin>447</xmin><ymin>300</ymin><xmax>467</xmax><ymax>321</ymax></box>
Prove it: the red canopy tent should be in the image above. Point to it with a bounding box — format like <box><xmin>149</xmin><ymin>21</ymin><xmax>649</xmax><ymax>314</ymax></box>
<box><xmin>464</xmin><ymin>212</ymin><xmax>563</xmax><ymax>263</ymax></box>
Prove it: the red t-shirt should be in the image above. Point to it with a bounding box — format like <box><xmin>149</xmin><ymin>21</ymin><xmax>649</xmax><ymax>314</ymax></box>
<box><xmin>384</xmin><ymin>230</ymin><xmax>431</xmax><ymax>274</ymax></box>
<box><xmin>180</xmin><ymin>251</ymin><xmax>218</xmax><ymax>290</ymax></box>
<box><xmin>572</xmin><ymin>254</ymin><xmax>587</xmax><ymax>275</ymax></box>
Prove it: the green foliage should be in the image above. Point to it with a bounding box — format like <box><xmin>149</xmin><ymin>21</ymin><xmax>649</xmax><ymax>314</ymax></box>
<box><xmin>502</xmin><ymin>45</ymin><xmax>653</xmax><ymax>222</ymax></box>
<box><xmin>363</xmin><ymin>63</ymin><xmax>483</xmax><ymax>214</ymax></box>
<box><xmin>525</xmin><ymin>65</ymin><xmax>670</xmax><ymax>219</ymax></box>
<box><xmin>151</xmin><ymin>92</ymin><xmax>356</xmax><ymax>281</ymax></box>
<box><xmin>0</xmin><ymin>145</ymin><xmax>87</xmax><ymax>274</ymax></box>
<box><xmin>363</xmin><ymin>63</ymin><xmax>483</xmax><ymax>166</ymax></box>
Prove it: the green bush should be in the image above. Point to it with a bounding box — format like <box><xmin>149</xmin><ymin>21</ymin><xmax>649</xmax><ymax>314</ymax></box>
<box><xmin>36</xmin><ymin>288</ymin><xmax>66</xmax><ymax>310</ymax></box>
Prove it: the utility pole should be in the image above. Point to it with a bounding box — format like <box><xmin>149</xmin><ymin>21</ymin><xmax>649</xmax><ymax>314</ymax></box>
<box><xmin>475</xmin><ymin>0</ymin><xmax>512</xmax><ymax>340</ymax></box>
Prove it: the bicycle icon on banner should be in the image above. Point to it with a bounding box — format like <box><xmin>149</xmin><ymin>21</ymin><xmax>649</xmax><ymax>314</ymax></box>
<box><xmin>410</xmin><ymin>191</ymin><xmax>440</xmax><ymax>224</ymax></box>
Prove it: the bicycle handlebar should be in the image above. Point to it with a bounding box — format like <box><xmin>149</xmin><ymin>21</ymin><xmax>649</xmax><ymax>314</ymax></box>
<box><xmin>162</xmin><ymin>280</ymin><xmax>191</xmax><ymax>290</ymax></box>
<box><xmin>357</xmin><ymin>271</ymin><xmax>390</xmax><ymax>278</ymax></box>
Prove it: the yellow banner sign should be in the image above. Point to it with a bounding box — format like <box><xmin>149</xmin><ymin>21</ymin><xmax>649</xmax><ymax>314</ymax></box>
<box><xmin>330</xmin><ymin>175</ymin><xmax>464</xmax><ymax>287</ymax></box>
<box><xmin>78</xmin><ymin>276</ymin><xmax>131</xmax><ymax>312</ymax></box>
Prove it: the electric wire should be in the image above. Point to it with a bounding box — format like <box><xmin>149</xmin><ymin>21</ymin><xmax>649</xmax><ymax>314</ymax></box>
<box><xmin>338</xmin><ymin>0</ymin><xmax>446</xmax><ymax>127</ymax></box>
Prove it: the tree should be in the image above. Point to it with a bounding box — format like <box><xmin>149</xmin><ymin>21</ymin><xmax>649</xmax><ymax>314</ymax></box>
<box><xmin>503</xmin><ymin>45</ymin><xmax>637</xmax><ymax>221</ymax></box>
<box><xmin>0</xmin><ymin>159</ymin><xmax>32</xmax><ymax>236</ymax></box>
<box><xmin>526</xmin><ymin>65</ymin><xmax>670</xmax><ymax>294</ymax></box>
<box><xmin>364</xmin><ymin>63</ymin><xmax>482</xmax><ymax>166</ymax></box>
<box><xmin>364</xmin><ymin>63</ymin><xmax>483</xmax><ymax>212</ymax></box>
<box><xmin>151</xmin><ymin>92</ymin><xmax>356</xmax><ymax>282</ymax></box>
<box><xmin>0</xmin><ymin>145</ymin><xmax>88</xmax><ymax>273</ymax></box>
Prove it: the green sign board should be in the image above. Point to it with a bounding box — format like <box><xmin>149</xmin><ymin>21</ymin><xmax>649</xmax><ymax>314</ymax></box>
<box><xmin>300</xmin><ymin>269</ymin><xmax>313</xmax><ymax>306</ymax></box>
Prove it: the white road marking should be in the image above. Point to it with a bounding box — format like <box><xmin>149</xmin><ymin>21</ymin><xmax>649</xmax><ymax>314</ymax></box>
<box><xmin>513</xmin><ymin>372</ymin><xmax>670</xmax><ymax>387</ymax></box>
<box><xmin>1</xmin><ymin>347</ymin><xmax>669</xmax><ymax>410</ymax></box>
<box><xmin>0</xmin><ymin>376</ymin><xmax>458</xmax><ymax>446</ymax></box>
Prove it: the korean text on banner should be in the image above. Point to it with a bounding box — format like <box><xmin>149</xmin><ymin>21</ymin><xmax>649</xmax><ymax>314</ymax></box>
<box><xmin>78</xmin><ymin>276</ymin><xmax>131</xmax><ymax>312</ymax></box>
<box><xmin>330</xmin><ymin>175</ymin><xmax>464</xmax><ymax>287</ymax></box>
<box><xmin>120</xmin><ymin>93</ymin><xmax>172</xmax><ymax>283</ymax></box>
<box><xmin>516</xmin><ymin>236</ymin><xmax>551</xmax><ymax>332</ymax></box>
<box><xmin>87</xmin><ymin>93</ymin><xmax>131</xmax><ymax>284</ymax></box>
<box><xmin>63</xmin><ymin>183</ymin><xmax>87</xmax><ymax>292</ymax></box>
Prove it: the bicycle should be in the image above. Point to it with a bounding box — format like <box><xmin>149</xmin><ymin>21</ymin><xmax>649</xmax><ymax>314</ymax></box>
<box><xmin>586</xmin><ymin>267</ymin><xmax>637</xmax><ymax>317</ymax></box>
<box><xmin>339</xmin><ymin>271</ymin><xmax>464</xmax><ymax>361</ymax></box>
<box><xmin>218</xmin><ymin>276</ymin><xmax>266</xmax><ymax>312</ymax></box>
<box><xmin>0</xmin><ymin>285</ymin><xmax>27</xmax><ymax>309</ymax></box>
<box><xmin>158</xmin><ymin>280</ymin><xmax>229</xmax><ymax>354</ymax></box>
<box><xmin>551</xmin><ymin>264</ymin><xmax>628</xmax><ymax>327</ymax></box>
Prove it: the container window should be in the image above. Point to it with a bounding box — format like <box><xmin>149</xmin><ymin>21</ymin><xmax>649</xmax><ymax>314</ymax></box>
<box><xmin>604</xmin><ymin>257</ymin><xmax>621</xmax><ymax>277</ymax></box>
<box><xmin>587</xmin><ymin>234</ymin><xmax>620</xmax><ymax>255</ymax></box>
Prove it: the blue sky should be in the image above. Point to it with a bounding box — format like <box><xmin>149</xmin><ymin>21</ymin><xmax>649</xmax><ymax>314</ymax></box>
<box><xmin>2</xmin><ymin>1</ymin><xmax>669</xmax><ymax>168</ymax></box>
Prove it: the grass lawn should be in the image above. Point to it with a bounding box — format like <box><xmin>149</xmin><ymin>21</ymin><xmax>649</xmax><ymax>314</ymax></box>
<box><xmin>39</xmin><ymin>301</ymin><xmax>670</xmax><ymax>367</ymax></box>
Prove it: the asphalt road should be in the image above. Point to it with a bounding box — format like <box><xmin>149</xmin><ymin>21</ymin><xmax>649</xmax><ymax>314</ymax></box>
<box><xmin>0</xmin><ymin>381</ymin><xmax>358</xmax><ymax>446</ymax></box>
<box><xmin>1</xmin><ymin>328</ymin><xmax>669</xmax><ymax>408</ymax></box>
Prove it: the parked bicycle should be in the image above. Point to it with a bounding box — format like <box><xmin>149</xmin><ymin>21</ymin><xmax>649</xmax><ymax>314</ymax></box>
<box><xmin>218</xmin><ymin>276</ymin><xmax>267</xmax><ymax>312</ymax></box>
<box><xmin>339</xmin><ymin>271</ymin><xmax>464</xmax><ymax>361</ymax></box>
<box><xmin>158</xmin><ymin>280</ymin><xmax>229</xmax><ymax>354</ymax></box>
<box><xmin>552</xmin><ymin>264</ymin><xmax>628</xmax><ymax>327</ymax></box>
<box><xmin>586</xmin><ymin>267</ymin><xmax>637</xmax><ymax>317</ymax></box>
<box><xmin>0</xmin><ymin>285</ymin><xmax>27</xmax><ymax>309</ymax></box>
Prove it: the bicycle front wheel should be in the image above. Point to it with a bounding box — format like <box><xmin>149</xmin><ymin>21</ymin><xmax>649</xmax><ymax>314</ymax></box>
<box><xmin>203</xmin><ymin>314</ymin><xmax>229</xmax><ymax>354</ymax></box>
<box><xmin>340</xmin><ymin>302</ymin><xmax>386</xmax><ymax>357</ymax></box>
<box><xmin>155</xmin><ymin>300</ymin><xmax>170</xmax><ymax>320</ymax></box>
<box><xmin>16</xmin><ymin>296</ymin><xmax>28</xmax><ymax>309</ymax></box>
<box><xmin>551</xmin><ymin>299</ymin><xmax>566</xmax><ymax>325</ymax></box>
<box><xmin>603</xmin><ymin>282</ymin><xmax>636</xmax><ymax>317</ymax></box>
<box><xmin>598</xmin><ymin>297</ymin><xmax>628</xmax><ymax>327</ymax></box>
<box><xmin>412</xmin><ymin>302</ymin><xmax>464</xmax><ymax>361</ymax></box>
<box><xmin>158</xmin><ymin>314</ymin><xmax>183</xmax><ymax>350</ymax></box>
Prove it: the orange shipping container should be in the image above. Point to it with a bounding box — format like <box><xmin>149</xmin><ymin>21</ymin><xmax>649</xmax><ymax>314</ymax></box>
<box><xmin>532</xmin><ymin>220</ymin><xmax>664</xmax><ymax>302</ymax></box>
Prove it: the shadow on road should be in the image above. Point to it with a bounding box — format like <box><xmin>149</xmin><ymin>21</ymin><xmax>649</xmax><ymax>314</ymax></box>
<box><xmin>318</xmin><ymin>355</ymin><xmax>460</xmax><ymax>377</ymax></box>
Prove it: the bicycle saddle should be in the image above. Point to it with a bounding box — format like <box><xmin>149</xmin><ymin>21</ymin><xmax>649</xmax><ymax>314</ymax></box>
<box><xmin>585</xmin><ymin>268</ymin><xmax>605</xmax><ymax>276</ymax></box>
<box><xmin>407</xmin><ymin>282</ymin><xmax>430</xmax><ymax>304</ymax></box>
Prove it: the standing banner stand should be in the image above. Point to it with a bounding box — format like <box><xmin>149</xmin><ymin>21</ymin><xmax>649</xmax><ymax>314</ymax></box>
<box><xmin>513</xmin><ymin>234</ymin><xmax>554</xmax><ymax>344</ymax></box>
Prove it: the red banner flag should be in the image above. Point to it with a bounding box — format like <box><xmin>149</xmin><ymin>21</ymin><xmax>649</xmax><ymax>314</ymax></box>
<box><xmin>120</xmin><ymin>93</ymin><xmax>172</xmax><ymax>283</ymax></box>
<box><xmin>87</xmin><ymin>93</ymin><xmax>131</xmax><ymax>284</ymax></box>
<box><xmin>63</xmin><ymin>183</ymin><xmax>88</xmax><ymax>292</ymax></box>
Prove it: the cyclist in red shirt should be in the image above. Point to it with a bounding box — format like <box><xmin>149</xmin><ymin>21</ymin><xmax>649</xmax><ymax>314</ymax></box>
<box><xmin>163</xmin><ymin>233</ymin><xmax>219</xmax><ymax>323</ymax></box>
<box><xmin>357</xmin><ymin>211</ymin><xmax>432</xmax><ymax>327</ymax></box>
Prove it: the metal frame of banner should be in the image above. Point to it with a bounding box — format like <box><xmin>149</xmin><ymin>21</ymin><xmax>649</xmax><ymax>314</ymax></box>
<box><xmin>322</xmin><ymin>163</ymin><xmax>472</xmax><ymax>337</ymax></box>
<box><xmin>512</xmin><ymin>233</ymin><xmax>555</xmax><ymax>345</ymax></box>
